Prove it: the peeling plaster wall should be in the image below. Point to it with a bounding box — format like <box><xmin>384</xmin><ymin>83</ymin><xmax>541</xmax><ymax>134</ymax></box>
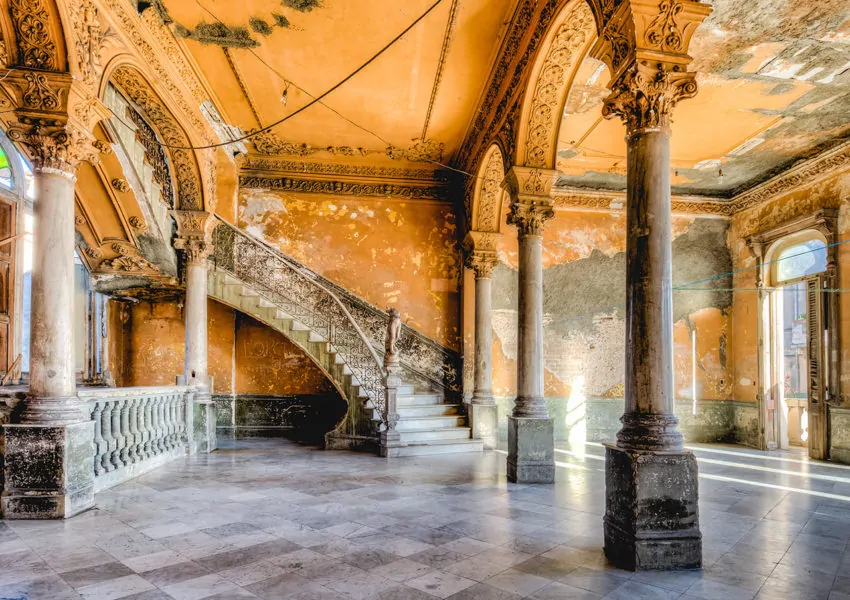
<box><xmin>238</xmin><ymin>190</ymin><xmax>461</xmax><ymax>350</ymax></box>
<box><xmin>488</xmin><ymin>208</ymin><xmax>737</xmax><ymax>444</ymax></box>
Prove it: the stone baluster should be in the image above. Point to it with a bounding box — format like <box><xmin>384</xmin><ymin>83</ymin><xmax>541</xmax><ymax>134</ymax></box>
<box><xmin>166</xmin><ymin>395</ymin><xmax>176</xmax><ymax>449</ymax></box>
<box><xmin>156</xmin><ymin>398</ymin><xmax>166</xmax><ymax>454</ymax></box>
<box><xmin>118</xmin><ymin>400</ymin><xmax>131</xmax><ymax>465</ymax></box>
<box><xmin>91</xmin><ymin>402</ymin><xmax>105</xmax><ymax>477</ymax></box>
<box><xmin>100</xmin><ymin>401</ymin><xmax>114</xmax><ymax>473</ymax></box>
<box><xmin>587</xmin><ymin>0</ymin><xmax>711</xmax><ymax>570</ymax></box>
<box><xmin>503</xmin><ymin>167</ymin><xmax>557</xmax><ymax>483</ymax></box>
<box><xmin>110</xmin><ymin>399</ymin><xmax>123</xmax><ymax>469</ymax></box>
<box><xmin>463</xmin><ymin>235</ymin><xmax>500</xmax><ymax>450</ymax></box>
<box><xmin>142</xmin><ymin>397</ymin><xmax>153</xmax><ymax>458</ymax></box>
<box><xmin>128</xmin><ymin>398</ymin><xmax>140</xmax><ymax>463</ymax></box>
<box><xmin>0</xmin><ymin>76</ymin><xmax>110</xmax><ymax>518</ymax></box>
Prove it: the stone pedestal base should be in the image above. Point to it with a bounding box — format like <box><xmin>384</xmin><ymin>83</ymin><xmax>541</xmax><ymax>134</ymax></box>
<box><xmin>603</xmin><ymin>443</ymin><xmax>701</xmax><ymax>571</ymax></box>
<box><xmin>1</xmin><ymin>421</ymin><xmax>95</xmax><ymax>519</ymax></box>
<box><xmin>470</xmin><ymin>403</ymin><xmax>498</xmax><ymax>450</ymax></box>
<box><xmin>193</xmin><ymin>396</ymin><xmax>217</xmax><ymax>454</ymax></box>
<box><xmin>507</xmin><ymin>417</ymin><xmax>554</xmax><ymax>483</ymax></box>
<box><xmin>380</xmin><ymin>429</ymin><xmax>406</xmax><ymax>458</ymax></box>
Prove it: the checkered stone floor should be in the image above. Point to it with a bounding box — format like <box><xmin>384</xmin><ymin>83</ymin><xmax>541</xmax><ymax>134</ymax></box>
<box><xmin>2</xmin><ymin>438</ymin><xmax>850</xmax><ymax>599</ymax></box>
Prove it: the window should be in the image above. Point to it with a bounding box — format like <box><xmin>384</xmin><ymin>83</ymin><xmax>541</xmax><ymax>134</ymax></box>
<box><xmin>775</xmin><ymin>239</ymin><xmax>827</xmax><ymax>283</ymax></box>
<box><xmin>0</xmin><ymin>146</ymin><xmax>12</xmax><ymax>189</ymax></box>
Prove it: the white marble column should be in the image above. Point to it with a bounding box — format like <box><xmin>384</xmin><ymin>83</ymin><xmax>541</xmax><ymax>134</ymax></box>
<box><xmin>503</xmin><ymin>167</ymin><xmax>557</xmax><ymax>483</ymax></box>
<box><xmin>464</xmin><ymin>247</ymin><xmax>499</xmax><ymax>449</ymax></box>
<box><xmin>172</xmin><ymin>211</ymin><xmax>215</xmax><ymax>453</ymax></box>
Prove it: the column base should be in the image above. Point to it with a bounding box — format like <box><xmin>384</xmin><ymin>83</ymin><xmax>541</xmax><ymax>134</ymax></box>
<box><xmin>380</xmin><ymin>429</ymin><xmax>407</xmax><ymax>458</ymax></box>
<box><xmin>603</xmin><ymin>443</ymin><xmax>701</xmax><ymax>571</ymax></box>
<box><xmin>1</xmin><ymin>421</ymin><xmax>95</xmax><ymax>519</ymax></box>
<box><xmin>470</xmin><ymin>403</ymin><xmax>497</xmax><ymax>450</ymax></box>
<box><xmin>507</xmin><ymin>416</ymin><xmax>554</xmax><ymax>483</ymax></box>
<box><xmin>193</xmin><ymin>393</ymin><xmax>217</xmax><ymax>454</ymax></box>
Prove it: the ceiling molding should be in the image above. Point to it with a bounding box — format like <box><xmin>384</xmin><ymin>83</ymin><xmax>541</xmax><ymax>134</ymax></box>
<box><xmin>239</xmin><ymin>172</ymin><xmax>452</xmax><ymax>202</ymax></box>
<box><xmin>240</xmin><ymin>155</ymin><xmax>449</xmax><ymax>183</ymax></box>
<box><xmin>728</xmin><ymin>141</ymin><xmax>850</xmax><ymax>214</ymax></box>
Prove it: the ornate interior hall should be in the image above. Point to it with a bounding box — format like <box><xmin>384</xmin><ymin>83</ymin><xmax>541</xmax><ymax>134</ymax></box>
<box><xmin>0</xmin><ymin>0</ymin><xmax>849</xmax><ymax>596</ymax></box>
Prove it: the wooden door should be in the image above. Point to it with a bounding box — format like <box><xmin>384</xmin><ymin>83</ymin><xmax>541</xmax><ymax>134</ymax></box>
<box><xmin>806</xmin><ymin>275</ymin><xmax>828</xmax><ymax>460</ymax></box>
<box><xmin>0</xmin><ymin>197</ymin><xmax>16</xmax><ymax>375</ymax></box>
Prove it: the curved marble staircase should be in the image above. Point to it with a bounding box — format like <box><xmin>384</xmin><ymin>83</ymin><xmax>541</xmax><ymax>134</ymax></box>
<box><xmin>209</xmin><ymin>222</ymin><xmax>482</xmax><ymax>457</ymax></box>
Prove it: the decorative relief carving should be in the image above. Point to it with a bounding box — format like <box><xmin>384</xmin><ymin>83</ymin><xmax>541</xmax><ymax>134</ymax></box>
<box><xmin>111</xmin><ymin>178</ymin><xmax>130</xmax><ymax>193</ymax></box>
<box><xmin>7</xmin><ymin>118</ymin><xmax>104</xmax><ymax>174</ymax></box>
<box><xmin>239</xmin><ymin>175</ymin><xmax>446</xmax><ymax>201</ymax></box>
<box><xmin>390</xmin><ymin>138</ymin><xmax>444</xmax><ymax>163</ymax></box>
<box><xmin>252</xmin><ymin>131</ymin><xmax>444</xmax><ymax>164</ymax></box>
<box><xmin>69</xmin><ymin>0</ymin><xmax>111</xmax><ymax>88</ymax></box>
<box><xmin>251</xmin><ymin>130</ymin><xmax>316</xmax><ymax>156</ymax></box>
<box><xmin>601</xmin><ymin>64</ymin><xmax>698</xmax><ymax>134</ymax></box>
<box><xmin>9</xmin><ymin>0</ymin><xmax>58</xmax><ymax>70</ymax></box>
<box><xmin>464</xmin><ymin>249</ymin><xmax>499</xmax><ymax>279</ymax></box>
<box><xmin>128</xmin><ymin>216</ymin><xmax>147</xmax><ymax>231</ymax></box>
<box><xmin>524</xmin><ymin>4</ymin><xmax>594</xmax><ymax>168</ymax></box>
<box><xmin>111</xmin><ymin>66</ymin><xmax>203</xmax><ymax>210</ymax></box>
<box><xmin>242</xmin><ymin>157</ymin><xmax>444</xmax><ymax>182</ymax></box>
<box><xmin>21</xmin><ymin>71</ymin><xmax>62</xmax><ymax>110</ymax></box>
<box><xmin>645</xmin><ymin>0</ymin><xmax>685</xmax><ymax>52</ymax></box>
<box><xmin>74</xmin><ymin>214</ymin><xmax>85</xmax><ymax>226</ymax></box>
<box><xmin>507</xmin><ymin>200</ymin><xmax>554</xmax><ymax>237</ymax></box>
<box><xmin>84</xmin><ymin>246</ymin><xmax>102</xmax><ymax>259</ymax></box>
<box><xmin>475</xmin><ymin>147</ymin><xmax>505</xmax><ymax>232</ymax></box>
<box><xmin>172</xmin><ymin>210</ymin><xmax>213</xmax><ymax>265</ymax></box>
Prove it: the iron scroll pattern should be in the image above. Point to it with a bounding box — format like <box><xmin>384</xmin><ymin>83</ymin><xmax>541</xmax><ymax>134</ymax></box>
<box><xmin>212</xmin><ymin>221</ymin><xmax>388</xmax><ymax>426</ymax></box>
<box><xmin>212</xmin><ymin>221</ymin><xmax>462</xmax><ymax>398</ymax></box>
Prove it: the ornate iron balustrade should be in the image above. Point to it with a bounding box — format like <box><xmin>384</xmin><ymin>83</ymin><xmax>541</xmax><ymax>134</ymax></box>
<box><xmin>81</xmin><ymin>386</ymin><xmax>193</xmax><ymax>492</ymax></box>
<box><xmin>212</xmin><ymin>220</ymin><xmax>388</xmax><ymax>426</ymax></box>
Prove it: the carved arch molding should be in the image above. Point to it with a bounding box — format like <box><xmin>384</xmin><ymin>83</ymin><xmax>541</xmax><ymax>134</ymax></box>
<box><xmin>6</xmin><ymin>0</ymin><xmax>67</xmax><ymax>71</ymax></box>
<box><xmin>468</xmin><ymin>144</ymin><xmax>506</xmax><ymax>234</ymax></box>
<box><xmin>110</xmin><ymin>65</ymin><xmax>203</xmax><ymax>211</ymax></box>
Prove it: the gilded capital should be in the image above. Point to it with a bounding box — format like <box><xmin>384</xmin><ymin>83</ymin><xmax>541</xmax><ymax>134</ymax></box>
<box><xmin>507</xmin><ymin>201</ymin><xmax>554</xmax><ymax>237</ymax></box>
<box><xmin>502</xmin><ymin>166</ymin><xmax>556</xmax><ymax>237</ymax></box>
<box><xmin>172</xmin><ymin>210</ymin><xmax>214</xmax><ymax>265</ymax></box>
<box><xmin>464</xmin><ymin>250</ymin><xmax>499</xmax><ymax>279</ymax></box>
<box><xmin>6</xmin><ymin>117</ymin><xmax>106</xmax><ymax>176</ymax></box>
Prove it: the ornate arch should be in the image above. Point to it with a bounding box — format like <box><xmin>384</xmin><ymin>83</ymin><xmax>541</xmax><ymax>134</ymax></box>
<box><xmin>105</xmin><ymin>63</ymin><xmax>205</xmax><ymax>211</ymax></box>
<box><xmin>470</xmin><ymin>144</ymin><xmax>507</xmax><ymax>234</ymax></box>
<box><xmin>5</xmin><ymin>0</ymin><xmax>68</xmax><ymax>71</ymax></box>
<box><xmin>515</xmin><ymin>0</ymin><xmax>596</xmax><ymax>169</ymax></box>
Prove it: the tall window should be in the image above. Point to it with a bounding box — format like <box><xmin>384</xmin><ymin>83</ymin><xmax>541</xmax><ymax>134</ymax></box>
<box><xmin>775</xmin><ymin>239</ymin><xmax>827</xmax><ymax>283</ymax></box>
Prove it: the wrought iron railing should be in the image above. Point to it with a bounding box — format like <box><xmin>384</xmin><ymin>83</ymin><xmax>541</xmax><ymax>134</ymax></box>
<box><xmin>212</xmin><ymin>220</ymin><xmax>388</xmax><ymax>425</ymax></box>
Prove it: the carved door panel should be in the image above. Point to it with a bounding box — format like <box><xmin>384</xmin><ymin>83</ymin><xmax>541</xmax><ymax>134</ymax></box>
<box><xmin>806</xmin><ymin>275</ymin><xmax>828</xmax><ymax>460</ymax></box>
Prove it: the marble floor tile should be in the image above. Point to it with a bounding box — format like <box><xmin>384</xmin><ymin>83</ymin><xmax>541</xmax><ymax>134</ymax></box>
<box><xmin>405</xmin><ymin>570</ymin><xmax>477</xmax><ymax>599</ymax></box>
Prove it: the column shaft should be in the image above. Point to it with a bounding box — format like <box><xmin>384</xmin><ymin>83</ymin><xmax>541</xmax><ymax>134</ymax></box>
<box><xmin>514</xmin><ymin>233</ymin><xmax>546</xmax><ymax>418</ymax></box>
<box><xmin>184</xmin><ymin>261</ymin><xmax>208</xmax><ymax>385</ymax></box>
<box><xmin>472</xmin><ymin>275</ymin><xmax>494</xmax><ymax>404</ymax></box>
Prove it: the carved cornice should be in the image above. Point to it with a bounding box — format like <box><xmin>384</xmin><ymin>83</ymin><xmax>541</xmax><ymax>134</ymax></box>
<box><xmin>250</xmin><ymin>130</ymin><xmax>444</xmax><ymax>164</ymax></box>
<box><xmin>172</xmin><ymin>210</ymin><xmax>213</xmax><ymax>264</ymax></box>
<box><xmin>239</xmin><ymin>174</ymin><xmax>450</xmax><ymax>202</ymax></box>
<box><xmin>550</xmin><ymin>186</ymin><xmax>733</xmax><ymax>216</ymax></box>
<box><xmin>729</xmin><ymin>141</ymin><xmax>850</xmax><ymax>214</ymax></box>
<box><xmin>240</xmin><ymin>155</ymin><xmax>445</xmax><ymax>182</ymax></box>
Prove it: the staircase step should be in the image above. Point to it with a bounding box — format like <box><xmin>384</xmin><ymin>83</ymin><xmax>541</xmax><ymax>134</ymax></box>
<box><xmin>398</xmin><ymin>385</ymin><xmax>415</xmax><ymax>395</ymax></box>
<box><xmin>398</xmin><ymin>427</ymin><xmax>472</xmax><ymax>443</ymax></box>
<box><xmin>397</xmin><ymin>405</ymin><xmax>460</xmax><ymax>418</ymax></box>
<box><xmin>391</xmin><ymin>439</ymin><xmax>484</xmax><ymax>457</ymax></box>
<box><xmin>396</xmin><ymin>416</ymin><xmax>465</xmax><ymax>431</ymax></box>
<box><xmin>397</xmin><ymin>394</ymin><xmax>443</xmax><ymax>407</ymax></box>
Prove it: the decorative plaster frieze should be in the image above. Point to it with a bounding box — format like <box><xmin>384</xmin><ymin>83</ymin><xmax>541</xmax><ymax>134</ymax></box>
<box><xmin>240</xmin><ymin>156</ymin><xmax>444</xmax><ymax>182</ymax></box>
<box><xmin>239</xmin><ymin>174</ymin><xmax>450</xmax><ymax>201</ymax></box>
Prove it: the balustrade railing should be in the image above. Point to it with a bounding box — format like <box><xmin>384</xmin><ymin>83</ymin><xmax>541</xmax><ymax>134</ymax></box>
<box><xmin>80</xmin><ymin>386</ymin><xmax>193</xmax><ymax>492</ymax></box>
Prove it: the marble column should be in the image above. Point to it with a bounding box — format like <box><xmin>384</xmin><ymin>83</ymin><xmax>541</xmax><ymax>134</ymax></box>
<box><xmin>173</xmin><ymin>211</ymin><xmax>216</xmax><ymax>453</ymax></box>
<box><xmin>599</xmin><ymin>64</ymin><xmax>705</xmax><ymax>570</ymax></box>
<box><xmin>2</xmin><ymin>111</ymin><xmax>105</xmax><ymax>518</ymax></box>
<box><xmin>504</xmin><ymin>167</ymin><xmax>556</xmax><ymax>483</ymax></box>
<box><xmin>464</xmin><ymin>245</ymin><xmax>499</xmax><ymax>449</ymax></box>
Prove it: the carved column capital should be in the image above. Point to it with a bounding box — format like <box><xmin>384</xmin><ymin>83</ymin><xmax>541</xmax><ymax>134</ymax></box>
<box><xmin>503</xmin><ymin>166</ymin><xmax>556</xmax><ymax>237</ymax></box>
<box><xmin>507</xmin><ymin>201</ymin><xmax>554</xmax><ymax>237</ymax></box>
<box><xmin>602</xmin><ymin>63</ymin><xmax>698</xmax><ymax>135</ymax></box>
<box><xmin>172</xmin><ymin>210</ymin><xmax>214</xmax><ymax>265</ymax></box>
<box><xmin>464</xmin><ymin>250</ymin><xmax>499</xmax><ymax>280</ymax></box>
<box><xmin>6</xmin><ymin>117</ymin><xmax>107</xmax><ymax>177</ymax></box>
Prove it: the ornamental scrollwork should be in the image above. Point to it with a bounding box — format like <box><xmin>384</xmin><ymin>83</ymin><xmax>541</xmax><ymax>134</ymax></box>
<box><xmin>475</xmin><ymin>147</ymin><xmax>505</xmax><ymax>232</ymax></box>
<box><xmin>464</xmin><ymin>250</ymin><xmax>499</xmax><ymax>279</ymax></box>
<box><xmin>7</xmin><ymin>118</ymin><xmax>104</xmax><ymax>174</ymax></box>
<box><xmin>645</xmin><ymin>0</ymin><xmax>685</xmax><ymax>52</ymax></box>
<box><xmin>507</xmin><ymin>201</ymin><xmax>554</xmax><ymax>237</ymax></box>
<box><xmin>601</xmin><ymin>64</ymin><xmax>698</xmax><ymax>134</ymax></box>
<box><xmin>9</xmin><ymin>0</ymin><xmax>58</xmax><ymax>70</ymax></box>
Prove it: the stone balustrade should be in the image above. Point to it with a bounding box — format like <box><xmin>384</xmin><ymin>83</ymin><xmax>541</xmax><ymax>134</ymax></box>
<box><xmin>80</xmin><ymin>386</ymin><xmax>195</xmax><ymax>493</ymax></box>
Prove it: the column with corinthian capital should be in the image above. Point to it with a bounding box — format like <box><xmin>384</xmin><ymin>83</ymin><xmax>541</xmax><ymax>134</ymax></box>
<box><xmin>503</xmin><ymin>167</ymin><xmax>556</xmax><ymax>483</ymax></box>
<box><xmin>589</xmin><ymin>0</ymin><xmax>711</xmax><ymax>570</ymax></box>
<box><xmin>2</xmin><ymin>73</ymin><xmax>111</xmax><ymax>518</ymax></box>
<box><xmin>173</xmin><ymin>211</ymin><xmax>216</xmax><ymax>453</ymax></box>
<box><xmin>463</xmin><ymin>232</ymin><xmax>500</xmax><ymax>449</ymax></box>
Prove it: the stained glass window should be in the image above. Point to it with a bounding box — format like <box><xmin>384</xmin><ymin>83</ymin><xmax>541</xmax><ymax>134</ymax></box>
<box><xmin>0</xmin><ymin>146</ymin><xmax>12</xmax><ymax>189</ymax></box>
<box><xmin>776</xmin><ymin>239</ymin><xmax>827</xmax><ymax>282</ymax></box>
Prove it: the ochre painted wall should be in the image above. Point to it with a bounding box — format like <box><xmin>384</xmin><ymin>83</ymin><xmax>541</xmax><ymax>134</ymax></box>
<box><xmin>238</xmin><ymin>190</ymin><xmax>461</xmax><ymax>350</ymax></box>
<box><xmin>121</xmin><ymin>298</ymin><xmax>334</xmax><ymax>397</ymax></box>
<box><xmin>488</xmin><ymin>206</ymin><xmax>733</xmax><ymax>402</ymax></box>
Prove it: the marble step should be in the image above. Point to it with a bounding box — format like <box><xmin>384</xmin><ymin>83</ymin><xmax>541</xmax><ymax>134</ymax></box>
<box><xmin>397</xmin><ymin>404</ymin><xmax>460</xmax><ymax>418</ymax></box>
<box><xmin>396</xmin><ymin>416</ymin><xmax>466</xmax><ymax>431</ymax></box>
<box><xmin>392</xmin><ymin>439</ymin><xmax>484</xmax><ymax>457</ymax></box>
<box><xmin>398</xmin><ymin>427</ymin><xmax>472</xmax><ymax>443</ymax></box>
<box><xmin>396</xmin><ymin>394</ymin><xmax>443</xmax><ymax>407</ymax></box>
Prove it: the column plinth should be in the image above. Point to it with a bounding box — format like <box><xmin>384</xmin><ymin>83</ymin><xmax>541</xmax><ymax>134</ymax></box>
<box><xmin>503</xmin><ymin>168</ymin><xmax>556</xmax><ymax>483</ymax></box>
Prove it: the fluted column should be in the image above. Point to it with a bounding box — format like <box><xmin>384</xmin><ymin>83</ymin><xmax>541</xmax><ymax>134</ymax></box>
<box><xmin>2</xmin><ymin>73</ymin><xmax>111</xmax><ymax>518</ymax></box>
<box><xmin>503</xmin><ymin>167</ymin><xmax>556</xmax><ymax>483</ymax></box>
<box><xmin>588</xmin><ymin>0</ymin><xmax>711</xmax><ymax>569</ymax></box>
<box><xmin>463</xmin><ymin>237</ymin><xmax>499</xmax><ymax>449</ymax></box>
<box><xmin>173</xmin><ymin>211</ymin><xmax>216</xmax><ymax>453</ymax></box>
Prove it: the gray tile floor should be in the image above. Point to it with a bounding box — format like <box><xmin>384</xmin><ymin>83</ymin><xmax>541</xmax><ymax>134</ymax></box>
<box><xmin>2</xmin><ymin>439</ymin><xmax>850</xmax><ymax>600</ymax></box>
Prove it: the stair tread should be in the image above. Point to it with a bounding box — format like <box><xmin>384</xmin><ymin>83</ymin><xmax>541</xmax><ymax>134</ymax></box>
<box><xmin>399</xmin><ymin>427</ymin><xmax>471</xmax><ymax>433</ymax></box>
<box><xmin>402</xmin><ymin>439</ymin><xmax>478</xmax><ymax>447</ymax></box>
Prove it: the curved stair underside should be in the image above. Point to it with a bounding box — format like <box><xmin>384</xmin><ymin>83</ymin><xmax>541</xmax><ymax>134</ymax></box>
<box><xmin>208</xmin><ymin>270</ymin><xmax>483</xmax><ymax>457</ymax></box>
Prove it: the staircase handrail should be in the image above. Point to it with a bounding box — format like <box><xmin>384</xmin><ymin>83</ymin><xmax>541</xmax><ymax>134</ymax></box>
<box><xmin>211</xmin><ymin>217</ymin><xmax>388</xmax><ymax>426</ymax></box>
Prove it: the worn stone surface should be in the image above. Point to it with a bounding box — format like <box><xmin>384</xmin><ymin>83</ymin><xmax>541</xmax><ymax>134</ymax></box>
<box><xmin>830</xmin><ymin>407</ymin><xmax>850</xmax><ymax>463</ymax></box>
<box><xmin>604</xmin><ymin>445</ymin><xmax>702</xmax><ymax>571</ymax></box>
<box><xmin>1</xmin><ymin>422</ymin><xmax>95</xmax><ymax>519</ymax></box>
<box><xmin>507</xmin><ymin>417</ymin><xmax>555</xmax><ymax>483</ymax></box>
<box><xmin>469</xmin><ymin>403</ymin><xmax>498</xmax><ymax>450</ymax></box>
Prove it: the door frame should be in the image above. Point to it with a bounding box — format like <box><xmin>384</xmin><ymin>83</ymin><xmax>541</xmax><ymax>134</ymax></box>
<box><xmin>746</xmin><ymin>209</ymin><xmax>839</xmax><ymax>457</ymax></box>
